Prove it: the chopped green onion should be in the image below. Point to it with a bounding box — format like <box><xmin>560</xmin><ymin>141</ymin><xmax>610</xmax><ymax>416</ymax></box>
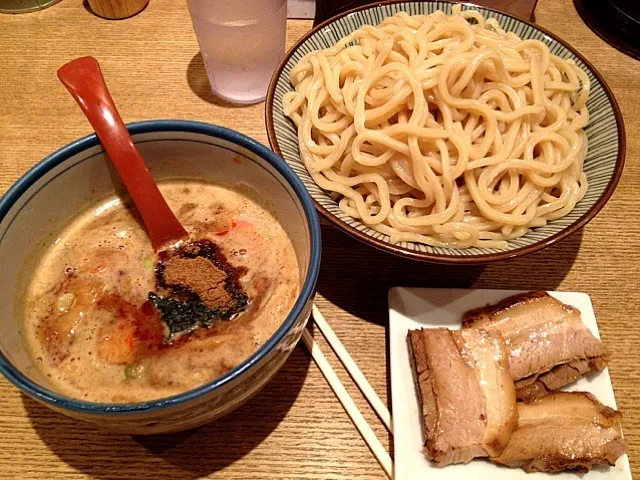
<box><xmin>124</xmin><ymin>364</ymin><xmax>144</xmax><ymax>380</ymax></box>
<box><xmin>142</xmin><ymin>256</ymin><xmax>153</xmax><ymax>270</ymax></box>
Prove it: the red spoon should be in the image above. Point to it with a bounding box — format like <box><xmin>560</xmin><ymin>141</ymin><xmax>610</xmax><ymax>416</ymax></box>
<box><xmin>57</xmin><ymin>56</ymin><xmax>188</xmax><ymax>250</ymax></box>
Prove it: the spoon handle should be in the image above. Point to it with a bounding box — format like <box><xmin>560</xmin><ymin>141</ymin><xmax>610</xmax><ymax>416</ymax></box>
<box><xmin>57</xmin><ymin>56</ymin><xmax>187</xmax><ymax>250</ymax></box>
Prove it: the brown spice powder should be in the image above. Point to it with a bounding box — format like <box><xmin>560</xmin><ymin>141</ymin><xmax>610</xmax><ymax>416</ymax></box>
<box><xmin>161</xmin><ymin>256</ymin><xmax>233</xmax><ymax>309</ymax></box>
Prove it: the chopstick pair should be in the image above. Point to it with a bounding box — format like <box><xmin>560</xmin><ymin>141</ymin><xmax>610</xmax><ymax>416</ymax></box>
<box><xmin>301</xmin><ymin>304</ymin><xmax>393</xmax><ymax>478</ymax></box>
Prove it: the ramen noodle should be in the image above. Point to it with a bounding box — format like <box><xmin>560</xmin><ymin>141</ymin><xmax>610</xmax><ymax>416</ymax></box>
<box><xmin>283</xmin><ymin>7</ymin><xmax>590</xmax><ymax>249</ymax></box>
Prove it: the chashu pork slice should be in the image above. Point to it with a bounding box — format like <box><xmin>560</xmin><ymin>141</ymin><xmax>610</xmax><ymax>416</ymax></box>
<box><xmin>463</xmin><ymin>291</ymin><xmax>609</xmax><ymax>402</ymax></box>
<box><xmin>493</xmin><ymin>391</ymin><xmax>627</xmax><ymax>473</ymax></box>
<box><xmin>408</xmin><ymin>328</ymin><xmax>517</xmax><ymax>466</ymax></box>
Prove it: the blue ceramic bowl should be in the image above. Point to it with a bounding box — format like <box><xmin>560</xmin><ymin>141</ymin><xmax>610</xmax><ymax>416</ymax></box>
<box><xmin>0</xmin><ymin>120</ymin><xmax>321</xmax><ymax>434</ymax></box>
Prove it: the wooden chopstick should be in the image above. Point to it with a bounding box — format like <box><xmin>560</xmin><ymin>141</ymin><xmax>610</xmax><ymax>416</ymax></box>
<box><xmin>312</xmin><ymin>304</ymin><xmax>393</xmax><ymax>433</ymax></box>
<box><xmin>301</xmin><ymin>328</ymin><xmax>393</xmax><ymax>478</ymax></box>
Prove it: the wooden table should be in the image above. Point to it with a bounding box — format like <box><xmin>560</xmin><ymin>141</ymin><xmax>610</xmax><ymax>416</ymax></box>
<box><xmin>0</xmin><ymin>1</ymin><xmax>638</xmax><ymax>478</ymax></box>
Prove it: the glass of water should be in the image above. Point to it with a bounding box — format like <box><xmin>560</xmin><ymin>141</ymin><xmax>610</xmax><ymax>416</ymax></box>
<box><xmin>187</xmin><ymin>0</ymin><xmax>288</xmax><ymax>105</ymax></box>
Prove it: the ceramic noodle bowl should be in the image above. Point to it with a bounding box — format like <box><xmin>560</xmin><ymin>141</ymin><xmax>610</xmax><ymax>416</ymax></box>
<box><xmin>0</xmin><ymin>120</ymin><xmax>321</xmax><ymax>434</ymax></box>
<box><xmin>266</xmin><ymin>0</ymin><xmax>625</xmax><ymax>263</ymax></box>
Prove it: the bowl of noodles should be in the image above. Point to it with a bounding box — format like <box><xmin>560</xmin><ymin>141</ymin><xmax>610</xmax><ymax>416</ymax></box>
<box><xmin>265</xmin><ymin>0</ymin><xmax>625</xmax><ymax>263</ymax></box>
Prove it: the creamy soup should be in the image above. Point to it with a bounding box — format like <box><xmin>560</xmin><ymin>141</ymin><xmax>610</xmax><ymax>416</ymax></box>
<box><xmin>24</xmin><ymin>181</ymin><xmax>300</xmax><ymax>403</ymax></box>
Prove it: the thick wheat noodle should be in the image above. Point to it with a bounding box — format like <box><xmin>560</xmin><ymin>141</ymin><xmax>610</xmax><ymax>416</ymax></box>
<box><xmin>283</xmin><ymin>6</ymin><xmax>590</xmax><ymax>249</ymax></box>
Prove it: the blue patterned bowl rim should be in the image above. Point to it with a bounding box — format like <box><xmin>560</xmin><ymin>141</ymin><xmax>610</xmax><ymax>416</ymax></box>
<box><xmin>265</xmin><ymin>0</ymin><xmax>625</xmax><ymax>264</ymax></box>
<box><xmin>0</xmin><ymin>120</ymin><xmax>322</xmax><ymax>414</ymax></box>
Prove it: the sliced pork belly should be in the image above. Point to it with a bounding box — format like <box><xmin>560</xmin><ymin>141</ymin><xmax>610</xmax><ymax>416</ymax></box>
<box><xmin>515</xmin><ymin>357</ymin><xmax>608</xmax><ymax>403</ymax></box>
<box><xmin>493</xmin><ymin>392</ymin><xmax>627</xmax><ymax>473</ymax></box>
<box><xmin>408</xmin><ymin>328</ymin><xmax>516</xmax><ymax>466</ymax></box>
<box><xmin>463</xmin><ymin>291</ymin><xmax>609</xmax><ymax>402</ymax></box>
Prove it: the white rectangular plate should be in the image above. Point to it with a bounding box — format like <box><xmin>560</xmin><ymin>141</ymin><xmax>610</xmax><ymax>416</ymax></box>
<box><xmin>389</xmin><ymin>288</ymin><xmax>631</xmax><ymax>480</ymax></box>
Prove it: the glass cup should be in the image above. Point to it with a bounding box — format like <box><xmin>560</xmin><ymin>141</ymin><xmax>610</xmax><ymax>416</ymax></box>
<box><xmin>187</xmin><ymin>0</ymin><xmax>288</xmax><ymax>105</ymax></box>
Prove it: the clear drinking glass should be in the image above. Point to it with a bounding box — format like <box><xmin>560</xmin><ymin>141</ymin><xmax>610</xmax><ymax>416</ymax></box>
<box><xmin>187</xmin><ymin>0</ymin><xmax>288</xmax><ymax>105</ymax></box>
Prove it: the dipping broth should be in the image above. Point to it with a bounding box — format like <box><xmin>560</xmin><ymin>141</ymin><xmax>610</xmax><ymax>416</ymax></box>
<box><xmin>24</xmin><ymin>180</ymin><xmax>300</xmax><ymax>403</ymax></box>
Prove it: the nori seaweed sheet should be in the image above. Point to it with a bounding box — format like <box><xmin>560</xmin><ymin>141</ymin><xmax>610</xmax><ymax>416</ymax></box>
<box><xmin>149</xmin><ymin>292</ymin><xmax>248</xmax><ymax>337</ymax></box>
